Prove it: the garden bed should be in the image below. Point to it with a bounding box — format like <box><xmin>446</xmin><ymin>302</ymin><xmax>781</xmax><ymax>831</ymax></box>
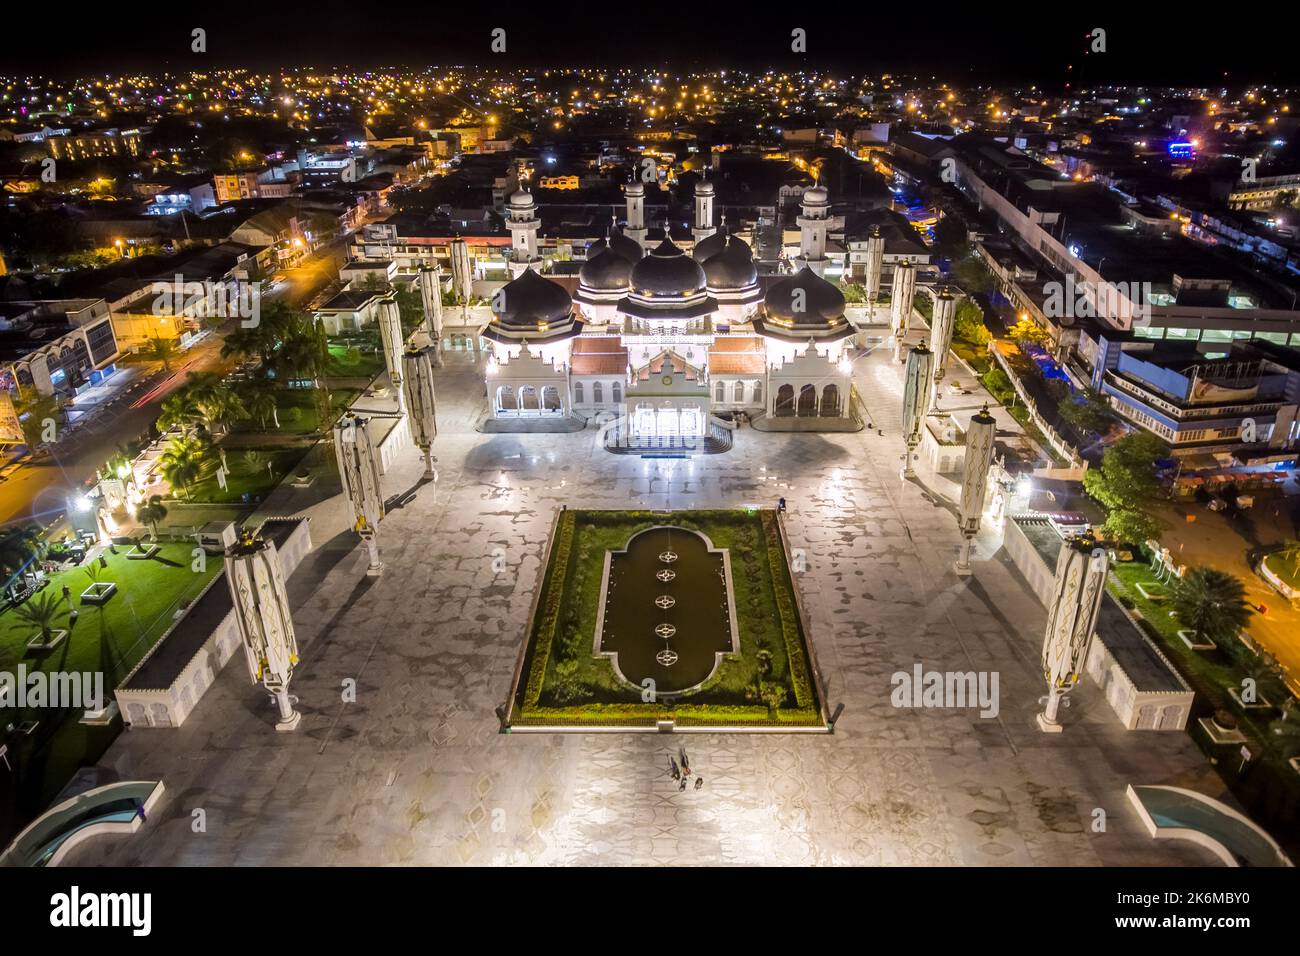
<box><xmin>507</xmin><ymin>509</ymin><xmax>825</xmax><ymax>731</ymax></box>
<box><xmin>79</xmin><ymin>582</ymin><xmax>117</xmax><ymax>606</ymax></box>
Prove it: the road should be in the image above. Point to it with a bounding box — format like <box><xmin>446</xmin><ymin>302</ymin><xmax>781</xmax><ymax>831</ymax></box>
<box><xmin>1154</xmin><ymin>490</ymin><xmax>1300</xmax><ymax>697</ymax></box>
<box><xmin>0</xmin><ymin>238</ymin><xmax>346</xmax><ymax>532</ymax></box>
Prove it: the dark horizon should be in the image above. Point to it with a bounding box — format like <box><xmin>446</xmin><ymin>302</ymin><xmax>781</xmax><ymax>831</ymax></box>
<box><xmin>5</xmin><ymin>5</ymin><xmax>1295</xmax><ymax>85</ymax></box>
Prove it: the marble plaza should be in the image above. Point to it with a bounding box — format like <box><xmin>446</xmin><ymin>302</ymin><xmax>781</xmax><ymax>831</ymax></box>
<box><xmin>65</xmin><ymin>349</ymin><xmax>1224</xmax><ymax>866</ymax></box>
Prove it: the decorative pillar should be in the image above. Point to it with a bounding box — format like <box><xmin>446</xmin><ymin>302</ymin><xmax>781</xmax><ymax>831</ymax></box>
<box><xmin>901</xmin><ymin>341</ymin><xmax>933</xmax><ymax>479</ymax></box>
<box><xmin>955</xmin><ymin>405</ymin><xmax>996</xmax><ymax>575</ymax></box>
<box><xmin>891</xmin><ymin>258</ymin><xmax>916</xmax><ymax>362</ymax></box>
<box><xmin>418</xmin><ymin>264</ymin><xmax>444</xmax><ymax>364</ymax></box>
<box><xmin>226</xmin><ymin>531</ymin><xmax>301</xmax><ymax>732</ymax></box>
<box><xmin>334</xmin><ymin>413</ymin><xmax>386</xmax><ymax>576</ymax></box>
<box><xmin>1038</xmin><ymin>535</ymin><xmax>1109</xmax><ymax>732</ymax></box>
<box><xmin>402</xmin><ymin>343</ymin><xmax>439</xmax><ymax>479</ymax></box>
<box><xmin>929</xmin><ymin>286</ymin><xmax>957</xmax><ymax>410</ymax></box>
<box><xmin>450</xmin><ymin>238</ymin><xmax>473</xmax><ymax>305</ymax></box>
<box><xmin>378</xmin><ymin>295</ymin><xmax>405</xmax><ymax>408</ymax></box>
<box><xmin>864</xmin><ymin>225</ymin><xmax>884</xmax><ymax>311</ymax></box>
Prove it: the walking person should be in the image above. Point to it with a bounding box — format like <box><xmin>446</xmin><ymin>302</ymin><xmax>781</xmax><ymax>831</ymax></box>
<box><xmin>678</xmin><ymin>777</ymin><xmax>688</xmax><ymax>792</ymax></box>
<box><xmin>678</xmin><ymin>746</ymin><xmax>690</xmax><ymax>775</ymax></box>
<box><xmin>669</xmin><ymin>756</ymin><xmax>680</xmax><ymax>781</ymax></box>
<box><xmin>694</xmin><ymin>776</ymin><xmax>704</xmax><ymax>791</ymax></box>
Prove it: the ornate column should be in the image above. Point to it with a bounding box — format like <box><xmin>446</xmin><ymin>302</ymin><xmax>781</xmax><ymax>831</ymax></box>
<box><xmin>955</xmin><ymin>405</ymin><xmax>996</xmax><ymax>575</ymax></box>
<box><xmin>378</xmin><ymin>295</ymin><xmax>406</xmax><ymax>409</ymax></box>
<box><xmin>864</xmin><ymin>225</ymin><xmax>884</xmax><ymax>312</ymax></box>
<box><xmin>1038</xmin><ymin>536</ymin><xmax>1109</xmax><ymax>732</ymax></box>
<box><xmin>929</xmin><ymin>286</ymin><xmax>957</xmax><ymax>410</ymax></box>
<box><xmin>334</xmin><ymin>413</ymin><xmax>386</xmax><ymax>576</ymax></box>
<box><xmin>402</xmin><ymin>343</ymin><xmax>439</xmax><ymax>480</ymax></box>
<box><xmin>901</xmin><ymin>341</ymin><xmax>933</xmax><ymax>479</ymax></box>
<box><xmin>418</xmin><ymin>264</ymin><xmax>444</xmax><ymax>365</ymax></box>
<box><xmin>226</xmin><ymin>531</ymin><xmax>301</xmax><ymax>731</ymax></box>
<box><xmin>891</xmin><ymin>258</ymin><xmax>916</xmax><ymax>362</ymax></box>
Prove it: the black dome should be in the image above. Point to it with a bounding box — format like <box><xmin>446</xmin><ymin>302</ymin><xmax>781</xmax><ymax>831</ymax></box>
<box><xmin>763</xmin><ymin>266</ymin><xmax>846</xmax><ymax>324</ymax></box>
<box><xmin>493</xmin><ymin>268</ymin><xmax>573</xmax><ymax>330</ymax></box>
<box><xmin>589</xmin><ymin>227</ymin><xmax>643</xmax><ymax>264</ymax></box>
<box><xmin>579</xmin><ymin>246</ymin><xmax>632</xmax><ymax>291</ymax></box>
<box><xmin>692</xmin><ymin>229</ymin><xmax>729</xmax><ymax>262</ymax></box>
<box><xmin>703</xmin><ymin>235</ymin><xmax>757</xmax><ymax>290</ymax></box>
<box><xmin>629</xmin><ymin>236</ymin><xmax>707</xmax><ymax>298</ymax></box>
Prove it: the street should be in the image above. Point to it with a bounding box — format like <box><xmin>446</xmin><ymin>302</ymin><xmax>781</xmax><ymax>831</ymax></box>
<box><xmin>0</xmin><ymin>238</ymin><xmax>346</xmax><ymax>532</ymax></box>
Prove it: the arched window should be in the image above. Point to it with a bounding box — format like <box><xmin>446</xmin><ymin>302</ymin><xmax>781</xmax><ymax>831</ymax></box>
<box><xmin>714</xmin><ymin>380</ymin><xmax>725</xmax><ymax>402</ymax></box>
<box><xmin>611</xmin><ymin>381</ymin><xmax>622</xmax><ymax>403</ymax></box>
<box><xmin>797</xmin><ymin>384</ymin><xmax>818</xmax><ymax>416</ymax></box>
<box><xmin>753</xmin><ymin>381</ymin><xmax>762</xmax><ymax>405</ymax></box>
<box><xmin>733</xmin><ymin>381</ymin><xmax>745</xmax><ymax>403</ymax></box>
<box><xmin>775</xmin><ymin>384</ymin><xmax>795</xmax><ymax>416</ymax></box>
<box><xmin>573</xmin><ymin>381</ymin><xmax>584</xmax><ymax>404</ymax></box>
<box><xmin>820</xmin><ymin>383</ymin><xmax>841</xmax><ymax>417</ymax></box>
<box><xmin>593</xmin><ymin>381</ymin><xmax>603</xmax><ymax>403</ymax></box>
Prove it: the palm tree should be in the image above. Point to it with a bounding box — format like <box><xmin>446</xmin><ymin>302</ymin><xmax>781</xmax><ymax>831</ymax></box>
<box><xmin>1270</xmin><ymin>701</ymin><xmax>1300</xmax><ymax>761</ymax></box>
<box><xmin>242</xmin><ymin>450</ymin><xmax>270</xmax><ymax>476</ymax></box>
<box><xmin>1171</xmin><ymin>566</ymin><xmax>1253</xmax><ymax>644</ymax></box>
<box><xmin>149</xmin><ymin>335</ymin><xmax>178</xmax><ymax>372</ymax></box>
<box><xmin>247</xmin><ymin>388</ymin><xmax>280</xmax><ymax>431</ymax></box>
<box><xmin>135</xmin><ymin>495</ymin><xmax>168</xmax><ymax>539</ymax></box>
<box><xmin>10</xmin><ymin>591</ymin><xmax>67</xmax><ymax>643</ymax></box>
<box><xmin>0</xmin><ymin>525</ymin><xmax>44</xmax><ymax>577</ymax></box>
<box><xmin>159</xmin><ymin>434</ymin><xmax>213</xmax><ymax>500</ymax></box>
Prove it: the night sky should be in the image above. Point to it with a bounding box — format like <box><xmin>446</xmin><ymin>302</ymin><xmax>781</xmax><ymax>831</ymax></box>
<box><xmin>5</xmin><ymin>4</ymin><xmax>1292</xmax><ymax>84</ymax></box>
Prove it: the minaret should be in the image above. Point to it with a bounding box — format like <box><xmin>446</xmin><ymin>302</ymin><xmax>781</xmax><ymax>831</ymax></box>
<box><xmin>624</xmin><ymin>179</ymin><xmax>647</xmax><ymax>250</ymax></box>
<box><xmin>796</xmin><ymin>178</ymin><xmax>831</xmax><ymax>276</ymax></box>
<box><xmin>693</xmin><ymin>174</ymin><xmax>716</xmax><ymax>244</ymax></box>
<box><xmin>865</xmin><ymin>225</ymin><xmax>884</xmax><ymax>307</ymax></box>
<box><xmin>505</xmin><ymin>186</ymin><xmax>541</xmax><ymax>277</ymax></box>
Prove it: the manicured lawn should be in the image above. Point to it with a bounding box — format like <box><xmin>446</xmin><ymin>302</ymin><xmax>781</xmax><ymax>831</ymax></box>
<box><xmin>325</xmin><ymin>337</ymin><xmax>386</xmax><ymax>379</ymax></box>
<box><xmin>229</xmin><ymin>386</ymin><xmax>360</xmax><ymax>437</ymax></box>
<box><xmin>510</xmin><ymin>509</ymin><xmax>824</xmax><ymax>729</ymax></box>
<box><xmin>1262</xmin><ymin>552</ymin><xmax>1300</xmax><ymax>591</ymax></box>
<box><xmin>1107</xmin><ymin>559</ymin><xmax>1300</xmax><ymax>847</ymax></box>
<box><xmin>0</xmin><ymin>543</ymin><xmax>223</xmax><ymax>832</ymax></box>
<box><xmin>184</xmin><ymin>446</ymin><xmax>308</xmax><ymax>504</ymax></box>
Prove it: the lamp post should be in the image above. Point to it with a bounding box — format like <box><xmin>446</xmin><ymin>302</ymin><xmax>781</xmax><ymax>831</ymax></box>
<box><xmin>901</xmin><ymin>341</ymin><xmax>933</xmax><ymax>479</ymax></box>
<box><xmin>226</xmin><ymin>531</ymin><xmax>301</xmax><ymax>732</ymax></box>
<box><xmin>955</xmin><ymin>405</ymin><xmax>997</xmax><ymax>575</ymax></box>
<box><xmin>334</xmin><ymin>412</ymin><xmax>386</xmax><ymax>576</ymax></box>
<box><xmin>402</xmin><ymin>343</ymin><xmax>439</xmax><ymax>480</ymax></box>
<box><xmin>1038</xmin><ymin>535</ymin><xmax>1109</xmax><ymax>733</ymax></box>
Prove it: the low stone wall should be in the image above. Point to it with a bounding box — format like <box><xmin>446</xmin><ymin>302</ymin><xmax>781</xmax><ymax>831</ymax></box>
<box><xmin>114</xmin><ymin>517</ymin><xmax>312</xmax><ymax>729</ymax></box>
<box><xmin>1259</xmin><ymin>556</ymin><xmax>1300</xmax><ymax>601</ymax></box>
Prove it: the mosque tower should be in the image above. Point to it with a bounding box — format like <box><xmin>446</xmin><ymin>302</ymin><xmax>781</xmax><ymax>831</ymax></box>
<box><xmin>504</xmin><ymin>184</ymin><xmax>541</xmax><ymax>278</ymax></box>
<box><xmin>624</xmin><ymin>179</ymin><xmax>648</xmax><ymax>251</ymax></box>
<box><xmin>693</xmin><ymin>175</ymin><xmax>716</xmax><ymax>245</ymax></box>
<box><xmin>795</xmin><ymin>178</ymin><xmax>831</xmax><ymax>277</ymax></box>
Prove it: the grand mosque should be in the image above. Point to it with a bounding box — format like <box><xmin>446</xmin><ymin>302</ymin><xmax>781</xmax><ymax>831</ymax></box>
<box><xmin>481</xmin><ymin>177</ymin><xmax>879</xmax><ymax>449</ymax></box>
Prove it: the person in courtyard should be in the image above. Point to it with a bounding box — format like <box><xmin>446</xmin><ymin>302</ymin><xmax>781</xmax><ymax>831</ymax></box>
<box><xmin>778</xmin><ymin>497</ymin><xmax>786</xmax><ymax>513</ymax></box>
<box><xmin>694</xmin><ymin>776</ymin><xmax>704</xmax><ymax>790</ymax></box>
<box><xmin>678</xmin><ymin>777</ymin><xmax>687</xmax><ymax>792</ymax></box>
<box><xmin>669</xmin><ymin>756</ymin><xmax>680</xmax><ymax>780</ymax></box>
<box><xmin>679</xmin><ymin>746</ymin><xmax>690</xmax><ymax>774</ymax></box>
<box><xmin>134</xmin><ymin>798</ymin><xmax>147</xmax><ymax>823</ymax></box>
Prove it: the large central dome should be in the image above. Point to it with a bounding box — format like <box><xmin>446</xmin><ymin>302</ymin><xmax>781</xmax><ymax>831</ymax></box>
<box><xmin>483</xmin><ymin>267</ymin><xmax>581</xmax><ymax>344</ymax></box>
<box><xmin>755</xmin><ymin>266</ymin><xmax>853</xmax><ymax>342</ymax></box>
<box><xmin>620</xmin><ymin>237</ymin><xmax>717</xmax><ymax>320</ymax></box>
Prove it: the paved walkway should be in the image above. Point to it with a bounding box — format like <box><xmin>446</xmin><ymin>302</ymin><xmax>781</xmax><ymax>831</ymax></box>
<box><xmin>64</xmin><ymin>348</ymin><xmax>1225</xmax><ymax>866</ymax></box>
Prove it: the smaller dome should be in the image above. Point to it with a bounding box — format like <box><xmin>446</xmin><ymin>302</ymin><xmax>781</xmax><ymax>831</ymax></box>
<box><xmin>693</xmin><ymin>229</ymin><xmax>750</xmax><ymax>263</ymax></box>
<box><xmin>579</xmin><ymin>247</ymin><xmax>632</xmax><ymax>291</ymax></box>
<box><xmin>703</xmin><ymin>235</ymin><xmax>757</xmax><ymax>291</ymax></box>
<box><xmin>695</xmin><ymin>178</ymin><xmax>714</xmax><ymax>196</ymax></box>
<box><xmin>492</xmin><ymin>268</ymin><xmax>572</xmax><ymax>332</ymax></box>
<box><xmin>759</xmin><ymin>267</ymin><xmax>842</xmax><ymax>327</ymax></box>
<box><xmin>508</xmin><ymin>187</ymin><xmax>534</xmax><ymax>207</ymax></box>
<box><xmin>802</xmin><ymin>183</ymin><xmax>828</xmax><ymax>204</ymax></box>
<box><xmin>625</xmin><ymin>180</ymin><xmax>645</xmax><ymax>196</ymax></box>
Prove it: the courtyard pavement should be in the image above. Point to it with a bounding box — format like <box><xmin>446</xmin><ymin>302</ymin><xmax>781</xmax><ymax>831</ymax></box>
<box><xmin>63</xmin><ymin>343</ymin><xmax>1224</xmax><ymax>866</ymax></box>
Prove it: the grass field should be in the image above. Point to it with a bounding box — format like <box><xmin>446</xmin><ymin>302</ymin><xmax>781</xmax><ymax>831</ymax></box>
<box><xmin>185</xmin><ymin>447</ymin><xmax>309</xmax><ymax>504</ymax></box>
<box><xmin>0</xmin><ymin>543</ymin><xmax>223</xmax><ymax>834</ymax></box>
<box><xmin>511</xmin><ymin>509</ymin><xmax>824</xmax><ymax>729</ymax></box>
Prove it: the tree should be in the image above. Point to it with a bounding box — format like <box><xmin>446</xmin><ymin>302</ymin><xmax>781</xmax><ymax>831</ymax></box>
<box><xmin>148</xmin><ymin>335</ymin><xmax>178</xmax><ymax>372</ymax></box>
<box><xmin>0</xmin><ymin>525</ymin><xmax>44</xmax><ymax>580</ymax></box>
<box><xmin>953</xmin><ymin>299</ymin><xmax>991</xmax><ymax>347</ymax></box>
<box><xmin>1083</xmin><ymin>431</ymin><xmax>1168</xmax><ymax>543</ymax></box>
<box><xmin>242</xmin><ymin>449</ymin><xmax>271</xmax><ymax>476</ymax></box>
<box><xmin>10</xmin><ymin>591</ymin><xmax>67</xmax><ymax>643</ymax></box>
<box><xmin>247</xmin><ymin>388</ymin><xmax>280</xmax><ymax>431</ymax></box>
<box><xmin>159</xmin><ymin>434</ymin><xmax>213</xmax><ymax>500</ymax></box>
<box><xmin>1057</xmin><ymin>388</ymin><xmax>1114</xmax><ymax>436</ymax></box>
<box><xmin>1172</xmin><ymin>567</ymin><xmax>1252</xmax><ymax>644</ymax></box>
<box><xmin>135</xmin><ymin>495</ymin><xmax>168</xmax><ymax>540</ymax></box>
<box><xmin>1269</xmin><ymin>702</ymin><xmax>1300</xmax><ymax>761</ymax></box>
<box><xmin>16</xmin><ymin>393</ymin><xmax>61</xmax><ymax>450</ymax></box>
<box><xmin>1009</xmin><ymin>317</ymin><xmax>1051</xmax><ymax>348</ymax></box>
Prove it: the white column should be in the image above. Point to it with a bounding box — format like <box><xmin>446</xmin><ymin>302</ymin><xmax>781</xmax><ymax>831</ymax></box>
<box><xmin>955</xmin><ymin>406</ymin><xmax>996</xmax><ymax>575</ymax></box>
<box><xmin>334</xmin><ymin>413</ymin><xmax>386</xmax><ymax>576</ymax></box>
<box><xmin>1038</xmin><ymin>536</ymin><xmax>1109</xmax><ymax>732</ymax></box>
<box><xmin>402</xmin><ymin>344</ymin><xmax>439</xmax><ymax>480</ymax></box>
<box><xmin>378</xmin><ymin>296</ymin><xmax>405</xmax><ymax>409</ymax></box>
<box><xmin>891</xmin><ymin>259</ymin><xmax>916</xmax><ymax>362</ymax></box>
<box><xmin>901</xmin><ymin>342</ymin><xmax>933</xmax><ymax>479</ymax></box>
<box><xmin>929</xmin><ymin>287</ymin><xmax>957</xmax><ymax>410</ymax></box>
<box><xmin>226</xmin><ymin>533</ymin><xmax>301</xmax><ymax>732</ymax></box>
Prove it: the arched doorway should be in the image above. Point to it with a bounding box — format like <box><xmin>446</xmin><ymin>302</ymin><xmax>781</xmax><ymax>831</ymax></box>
<box><xmin>775</xmin><ymin>384</ymin><xmax>795</xmax><ymax>417</ymax></box>
<box><xmin>496</xmin><ymin>385</ymin><xmax>517</xmax><ymax>413</ymax></box>
<box><xmin>797</xmin><ymin>384</ymin><xmax>817</xmax><ymax>417</ymax></box>
<box><xmin>541</xmin><ymin>385</ymin><xmax>562</xmax><ymax>413</ymax></box>
<box><xmin>519</xmin><ymin>385</ymin><xmax>539</xmax><ymax>412</ymax></box>
<box><xmin>820</xmin><ymin>383</ymin><xmax>841</xmax><ymax>417</ymax></box>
